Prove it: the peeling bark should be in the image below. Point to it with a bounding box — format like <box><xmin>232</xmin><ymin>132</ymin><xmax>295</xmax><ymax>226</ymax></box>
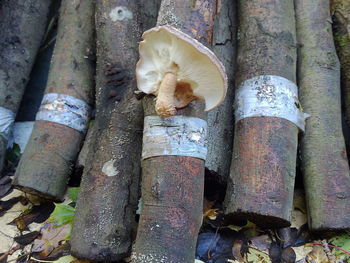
<box><xmin>223</xmin><ymin>0</ymin><xmax>298</xmax><ymax>228</ymax></box>
<box><xmin>206</xmin><ymin>0</ymin><xmax>236</xmax><ymax>185</ymax></box>
<box><xmin>132</xmin><ymin>1</ymin><xmax>217</xmax><ymax>263</ymax></box>
<box><xmin>0</xmin><ymin>0</ymin><xmax>51</xmax><ymax>173</ymax></box>
<box><xmin>70</xmin><ymin>1</ymin><xmax>160</xmax><ymax>261</ymax></box>
<box><xmin>13</xmin><ymin>0</ymin><xmax>95</xmax><ymax>200</ymax></box>
<box><xmin>296</xmin><ymin>0</ymin><xmax>350</xmax><ymax>231</ymax></box>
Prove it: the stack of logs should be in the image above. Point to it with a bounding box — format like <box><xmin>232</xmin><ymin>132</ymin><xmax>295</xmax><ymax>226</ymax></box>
<box><xmin>0</xmin><ymin>0</ymin><xmax>349</xmax><ymax>262</ymax></box>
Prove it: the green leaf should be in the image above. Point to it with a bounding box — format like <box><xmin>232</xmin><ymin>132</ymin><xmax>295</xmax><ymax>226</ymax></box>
<box><xmin>48</xmin><ymin>204</ymin><xmax>75</xmax><ymax>227</ymax></box>
<box><xmin>68</xmin><ymin>187</ymin><xmax>80</xmax><ymax>202</ymax></box>
<box><xmin>329</xmin><ymin>234</ymin><xmax>350</xmax><ymax>258</ymax></box>
<box><xmin>6</xmin><ymin>143</ymin><xmax>21</xmax><ymax>164</ymax></box>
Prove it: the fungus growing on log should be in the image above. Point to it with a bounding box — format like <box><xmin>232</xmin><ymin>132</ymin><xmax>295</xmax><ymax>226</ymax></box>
<box><xmin>136</xmin><ymin>25</ymin><xmax>227</xmax><ymax>117</ymax></box>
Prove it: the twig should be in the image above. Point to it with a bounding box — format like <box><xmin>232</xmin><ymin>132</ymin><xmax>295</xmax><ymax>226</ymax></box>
<box><xmin>0</xmin><ymin>246</ymin><xmax>21</xmax><ymax>261</ymax></box>
<box><xmin>6</xmin><ymin>252</ymin><xmax>31</xmax><ymax>263</ymax></box>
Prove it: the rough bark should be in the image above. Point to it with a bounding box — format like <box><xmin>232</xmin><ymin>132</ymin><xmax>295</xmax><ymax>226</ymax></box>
<box><xmin>13</xmin><ymin>0</ymin><xmax>95</xmax><ymax>200</ymax></box>
<box><xmin>0</xmin><ymin>0</ymin><xmax>51</xmax><ymax>173</ymax></box>
<box><xmin>223</xmin><ymin>0</ymin><xmax>298</xmax><ymax>228</ymax></box>
<box><xmin>331</xmin><ymin>0</ymin><xmax>350</xmax><ymax>125</ymax></box>
<box><xmin>296</xmin><ymin>0</ymin><xmax>350</xmax><ymax>231</ymax></box>
<box><xmin>70</xmin><ymin>1</ymin><xmax>159</xmax><ymax>261</ymax></box>
<box><xmin>132</xmin><ymin>1</ymin><xmax>216</xmax><ymax>263</ymax></box>
<box><xmin>206</xmin><ymin>0</ymin><xmax>236</xmax><ymax>185</ymax></box>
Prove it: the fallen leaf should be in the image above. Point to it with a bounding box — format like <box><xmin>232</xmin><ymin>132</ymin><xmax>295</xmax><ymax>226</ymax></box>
<box><xmin>281</xmin><ymin>247</ymin><xmax>296</xmax><ymax>263</ymax></box>
<box><xmin>14</xmin><ymin>231</ymin><xmax>40</xmax><ymax>246</ymax></box>
<box><xmin>306</xmin><ymin>245</ymin><xmax>329</xmax><ymax>263</ymax></box>
<box><xmin>329</xmin><ymin>235</ymin><xmax>350</xmax><ymax>262</ymax></box>
<box><xmin>292</xmin><ymin>245</ymin><xmax>313</xmax><ymax>261</ymax></box>
<box><xmin>48</xmin><ymin>204</ymin><xmax>75</xmax><ymax>227</ymax></box>
<box><xmin>293</xmin><ymin>189</ymin><xmax>307</xmax><ymax>214</ymax></box>
<box><xmin>9</xmin><ymin>202</ymin><xmax>55</xmax><ymax>228</ymax></box>
<box><xmin>227</xmin><ymin>221</ymin><xmax>256</xmax><ymax>232</ymax></box>
<box><xmin>250</xmin><ymin>235</ymin><xmax>271</xmax><ymax>253</ymax></box>
<box><xmin>291</xmin><ymin>209</ymin><xmax>308</xmax><ymax>229</ymax></box>
<box><xmin>0</xmin><ymin>196</ymin><xmax>25</xmax><ymax>217</ymax></box>
<box><xmin>232</xmin><ymin>240</ymin><xmax>245</xmax><ymax>262</ymax></box>
<box><xmin>32</xmin><ymin>255</ymin><xmax>77</xmax><ymax>263</ymax></box>
<box><xmin>203</xmin><ymin>208</ymin><xmax>219</xmax><ymax>220</ymax></box>
<box><xmin>247</xmin><ymin>247</ymin><xmax>271</xmax><ymax>263</ymax></box>
<box><xmin>32</xmin><ymin>223</ymin><xmax>71</xmax><ymax>257</ymax></box>
<box><xmin>67</xmin><ymin>188</ymin><xmax>79</xmax><ymax>203</ymax></box>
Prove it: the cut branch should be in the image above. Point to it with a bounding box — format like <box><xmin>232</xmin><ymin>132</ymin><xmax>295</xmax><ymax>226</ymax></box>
<box><xmin>296</xmin><ymin>0</ymin><xmax>350</xmax><ymax>231</ymax></box>
<box><xmin>70</xmin><ymin>1</ymin><xmax>160</xmax><ymax>261</ymax></box>
<box><xmin>132</xmin><ymin>1</ymin><xmax>217</xmax><ymax>263</ymax></box>
<box><xmin>223</xmin><ymin>0</ymin><xmax>298</xmax><ymax>228</ymax></box>
<box><xmin>0</xmin><ymin>0</ymin><xmax>51</xmax><ymax>173</ymax></box>
<box><xmin>13</xmin><ymin>0</ymin><xmax>95</xmax><ymax>200</ymax></box>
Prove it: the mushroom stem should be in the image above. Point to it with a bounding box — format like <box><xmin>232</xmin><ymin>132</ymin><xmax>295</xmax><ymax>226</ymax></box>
<box><xmin>156</xmin><ymin>72</ymin><xmax>177</xmax><ymax>116</ymax></box>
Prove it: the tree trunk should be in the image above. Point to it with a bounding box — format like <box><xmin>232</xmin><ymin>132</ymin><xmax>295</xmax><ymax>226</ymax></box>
<box><xmin>331</xmin><ymin>0</ymin><xmax>350</xmax><ymax>125</ymax></box>
<box><xmin>132</xmin><ymin>1</ymin><xmax>217</xmax><ymax>263</ymax></box>
<box><xmin>13</xmin><ymin>0</ymin><xmax>95</xmax><ymax>200</ymax></box>
<box><xmin>70</xmin><ymin>1</ymin><xmax>160</xmax><ymax>261</ymax></box>
<box><xmin>0</xmin><ymin>0</ymin><xmax>51</xmax><ymax>173</ymax></box>
<box><xmin>296</xmin><ymin>0</ymin><xmax>350</xmax><ymax>231</ymax></box>
<box><xmin>223</xmin><ymin>0</ymin><xmax>299</xmax><ymax>228</ymax></box>
<box><xmin>206</xmin><ymin>0</ymin><xmax>237</xmax><ymax>186</ymax></box>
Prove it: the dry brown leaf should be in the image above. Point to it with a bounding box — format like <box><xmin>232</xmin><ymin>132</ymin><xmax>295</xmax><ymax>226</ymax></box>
<box><xmin>306</xmin><ymin>245</ymin><xmax>330</xmax><ymax>263</ymax></box>
<box><xmin>203</xmin><ymin>208</ymin><xmax>219</xmax><ymax>220</ymax></box>
<box><xmin>32</xmin><ymin>223</ymin><xmax>71</xmax><ymax>257</ymax></box>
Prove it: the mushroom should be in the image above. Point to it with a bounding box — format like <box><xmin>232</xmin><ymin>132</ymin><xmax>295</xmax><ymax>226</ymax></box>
<box><xmin>136</xmin><ymin>25</ymin><xmax>228</xmax><ymax>117</ymax></box>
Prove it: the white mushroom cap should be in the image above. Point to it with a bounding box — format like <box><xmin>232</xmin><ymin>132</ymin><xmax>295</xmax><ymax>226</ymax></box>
<box><xmin>136</xmin><ymin>25</ymin><xmax>228</xmax><ymax>111</ymax></box>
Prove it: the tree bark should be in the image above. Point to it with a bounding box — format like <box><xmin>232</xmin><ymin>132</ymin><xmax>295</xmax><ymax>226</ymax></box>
<box><xmin>70</xmin><ymin>1</ymin><xmax>160</xmax><ymax>261</ymax></box>
<box><xmin>331</xmin><ymin>0</ymin><xmax>350</xmax><ymax>125</ymax></box>
<box><xmin>132</xmin><ymin>1</ymin><xmax>217</xmax><ymax>263</ymax></box>
<box><xmin>13</xmin><ymin>0</ymin><xmax>95</xmax><ymax>200</ymax></box>
<box><xmin>296</xmin><ymin>0</ymin><xmax>350</xmax><ymax>231</ymax></box>
<box><xmin>206</xmin><ymin>0</ymin><xmax>236</xmax><ymax>186</ymax></box>
<box><xmin>0</xmin><ymin>0</ymin><xmax>51</xmax><ymax>173</ymax></box>
<box><xmin>223</xmin><ymin>0</ymin><xmax>298</xmax><ymax>228</ymax></box>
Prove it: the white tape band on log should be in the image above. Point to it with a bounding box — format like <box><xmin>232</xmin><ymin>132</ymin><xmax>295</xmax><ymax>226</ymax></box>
<box><xmin>0</xmin><ymin>107</ymin><xmax>15</xmax><ymax>140</ymax></box>
<box><xmin>36</xmin><ymin>93</ymin><xmax>91</xmax><ymax>133</ymax></box>
<box><xmin>235</xmin><ymin>75</ymin><xmax>310</xmax><ymax>131</ymax></box>
<box><xmin>142</xmin><ymin>116</ymin><xmax>208</xmax><ymax>160</ymax></box>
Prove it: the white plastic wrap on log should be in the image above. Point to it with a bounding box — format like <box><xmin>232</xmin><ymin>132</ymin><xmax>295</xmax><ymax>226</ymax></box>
<box><xmin>142</xmin><ymin>116</ymin><xmax>208</xmax><ymax>160</ymax></box>
<box><xmin>35</xmin><ymin>93</ymin><xmax>91</xmax><ymax>133</ymax></box>
<box><xmin>235</xmin><ymin>75</ymin><xmax>310</xmax><ymax>131</ymax></box>
<box><xmin>0</xmin><ymin>107</ymin><xmax>15</xmax><ymax>140</ymax></box>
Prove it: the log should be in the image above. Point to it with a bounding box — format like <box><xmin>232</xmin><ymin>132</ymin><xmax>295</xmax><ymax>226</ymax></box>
<box><xmin>295</xmin><ymin>0</ymin><xmax>350</xmax><ymax>231</ymax></box>
<box><xmin>223</xmin><ymin>0</ymin><xmax>299</xmax><ymax>228</ymax></box>
<box><xmin>13</xmin><ymin>0</ymin><xmax>95</xmax><ymax>200</ymax></box>
<box><xmin>70</xmin><ymin>1</ymin><xmax>160</xmax><ymax>261</ymax></box>
<box><xmin>331</xmin><ymin>0</ymin><xmax>350</xmax><ymax>125</ymax></box>
<box><xmin>131</xmin><ymin>1</ymin><xmax>217</xmax><ymax>262</ymax></box>
<box><xmin>206</xmin><ymin>0</ymin><xmax>236</xmax><ymax>186</ymax></box>
<box><xmin>0</xmin><ymin>0</ymin><xmax>51</xmax><ymax>173</ymax></box>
